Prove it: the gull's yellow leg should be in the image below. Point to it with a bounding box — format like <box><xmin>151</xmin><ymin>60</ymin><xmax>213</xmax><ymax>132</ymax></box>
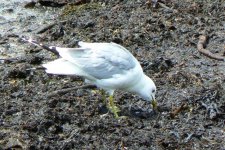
<box><xmin>108</xmin><ymin>95</ymin><xmax>120</xmax><ymax>118</ymax></box>
<box><xmin>151</xmin><ymin>99</ymin><xmax>158</xmax><ymax>110</ymax></box>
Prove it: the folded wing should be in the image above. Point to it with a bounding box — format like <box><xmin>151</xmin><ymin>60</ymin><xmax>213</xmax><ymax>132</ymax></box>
<box><xmin>43</xmin><ymin>42</ymin><xmax>137</xmax><ymax>79</ymax></box>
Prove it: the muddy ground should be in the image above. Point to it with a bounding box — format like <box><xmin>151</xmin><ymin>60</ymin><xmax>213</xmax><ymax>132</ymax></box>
<box><xmin>0</xmin><ymin>0</ymin><xmax>225</xmax><ymax>149</ymax></box>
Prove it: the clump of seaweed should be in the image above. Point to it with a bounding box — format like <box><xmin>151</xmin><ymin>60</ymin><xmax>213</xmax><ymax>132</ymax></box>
<box><xmin>61</xmin><ymin>2</ymin><xmax>102</xmax><ymax>17</ymax></box>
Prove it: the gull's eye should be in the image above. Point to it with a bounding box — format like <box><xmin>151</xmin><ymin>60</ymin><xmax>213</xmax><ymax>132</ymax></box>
<box><xmin>152</xmin><ymin>89</ymin><xmax>155</xmax><ymax>93</ymax></box>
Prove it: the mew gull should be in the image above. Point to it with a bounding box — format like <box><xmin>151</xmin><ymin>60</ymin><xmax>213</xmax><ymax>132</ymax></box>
<box><xmin>22</xmin><ymin>38</ymin><xmax>157</xmax><ymax>118</ymax></box>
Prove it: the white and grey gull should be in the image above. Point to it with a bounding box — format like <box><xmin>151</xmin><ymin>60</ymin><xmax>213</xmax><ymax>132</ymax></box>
<box><xmin>22</xmin><ymin>37</ymin><xmax>157</xmax><ymax>118</ymax></box>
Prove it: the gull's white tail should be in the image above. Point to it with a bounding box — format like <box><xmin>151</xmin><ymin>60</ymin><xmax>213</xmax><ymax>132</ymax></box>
<box><xmin>43</xmin><ymin>58</ymin><xmax>87</xmax><ymax>76</ymax></box>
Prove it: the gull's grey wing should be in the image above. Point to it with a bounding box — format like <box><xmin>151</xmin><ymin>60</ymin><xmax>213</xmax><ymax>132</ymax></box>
<box><xmin>55</xmin><ymin>42</ymin><xmax>137</xmax><ymax>79</ymax></box>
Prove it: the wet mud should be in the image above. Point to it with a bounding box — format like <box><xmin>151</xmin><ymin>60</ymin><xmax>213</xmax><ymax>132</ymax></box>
<box><xmin>0</xmin><ymin>0</ymin><xmax>225</xmax><ymax>149</ymax></box>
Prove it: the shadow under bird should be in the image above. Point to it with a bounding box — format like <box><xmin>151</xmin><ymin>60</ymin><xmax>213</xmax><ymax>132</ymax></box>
<box><xmin>22</xmin><ymin>37</ymin><xmax>157</xmax><ymax>118</ymax></box>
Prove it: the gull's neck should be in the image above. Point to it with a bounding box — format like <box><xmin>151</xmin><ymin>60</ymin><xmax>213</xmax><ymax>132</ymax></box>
<box><xmin>127</xmin><ymin>74</ymin><xmax>148</xmax><ymax>93</ymax></box>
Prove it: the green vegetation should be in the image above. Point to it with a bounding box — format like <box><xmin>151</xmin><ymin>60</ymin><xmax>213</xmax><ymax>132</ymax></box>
<box><xmin>61</xmin><ymin>2</ymin><xmax>102</xmax><ymax>16</ymax></box>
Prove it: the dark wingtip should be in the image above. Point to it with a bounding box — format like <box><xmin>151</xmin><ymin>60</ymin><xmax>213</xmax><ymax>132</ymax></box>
<box><xmin>20</xmin><ymin>36</ymin><xmax>59</xmax><ymax>56</ymax></box>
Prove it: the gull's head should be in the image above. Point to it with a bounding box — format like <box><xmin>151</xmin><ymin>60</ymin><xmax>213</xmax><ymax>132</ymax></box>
<box><xmin>140</xmin><ymin>75</ymin><xmax>156</xmax><ymax>102</ymax></box>
<box><xmin>139</xmin><ymin>75</ymin><xmax>157</xmax><ymax>109</ymax></box>
<box><xmin>130</xmin><ymin>74</ymin><xmax>157</xmax><ymax>109</ymax></box>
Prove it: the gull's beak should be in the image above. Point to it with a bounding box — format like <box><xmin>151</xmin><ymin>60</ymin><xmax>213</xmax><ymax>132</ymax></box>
<box><xmin>151</xmin><ymin>96</ymin><xmax>157</xmax><ymax>110</ymax></box>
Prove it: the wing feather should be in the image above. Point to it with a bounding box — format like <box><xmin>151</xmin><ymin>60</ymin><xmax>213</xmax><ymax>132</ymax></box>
<box><xmin>54</xmin><ymin>42</ymin><xmax>137</xmax><ymax>79</ymax></box>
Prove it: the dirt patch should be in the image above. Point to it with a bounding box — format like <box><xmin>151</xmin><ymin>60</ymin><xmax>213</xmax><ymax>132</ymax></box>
<box><xmin>0</xmin><ymin>0</ymin><xmax>224</xmax><ymax>149</ymax></box>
